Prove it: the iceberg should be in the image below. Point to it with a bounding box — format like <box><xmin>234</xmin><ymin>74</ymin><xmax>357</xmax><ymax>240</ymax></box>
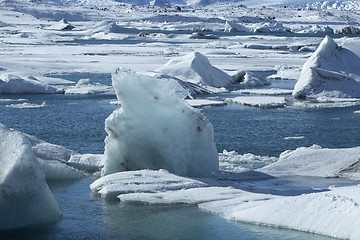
<box><xmin>293</xmin><ymin>36</ymin><xmax>360</xmax><ymax>99</ymax></box>
<box><xmin>102</xmin><ymin>69</ymin><xmax>219</xmax><ymax>177</ymax></box>
<box><xmin>0</xmin><ymin>124</ymin><xmax>62</xmax><ymax>230</ymax></box>
<box><xmin>155</xmin><ymin>51</ymin><xmax>233</xmax><ymax>87</ymax></box>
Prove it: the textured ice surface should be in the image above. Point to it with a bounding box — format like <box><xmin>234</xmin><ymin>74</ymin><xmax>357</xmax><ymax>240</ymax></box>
<box><xmin>0</xmin><ymin>124</ymin><xmax>62</xmax><ymax>230</ymax></box>
<box><xmin>0</xmin><ymin>74</ymin><xmax>62</xmax><ymax>94</ymax></box>
<box><xmin>90</xmin><ymin>169</ymin><xmax>208</xmax><ymax>199</ymax></box>
<box><xmin>260</xmin><ymin>144</ymin><xmax>360</xmax><ymax>180</ymax></box>
<box><xmin>102</xmin><ymin>69</ymin><xmax>219</xmax><ymax>177</ymax></box>
<box><xmin>156</xmin><ymin>52</ymin><xmax>233</xmax><ymax>88</ymax></box>
<box><xmin>293</xmin><ymin>36</ymin><xmax>360</xmax><ymax>99</ymax></box>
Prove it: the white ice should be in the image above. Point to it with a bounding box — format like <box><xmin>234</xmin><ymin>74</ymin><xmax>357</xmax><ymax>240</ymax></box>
<box><xmin>225</xmin><ymin>96</ymin><xmax>288</xmax><ymax>108</ymax></box>
<box><xmin>102</xmin><ymin>69</ymin><xmax>219</xmax><ymax>177</ymax></box>
<box><xmin>260</xmin><ymin>144</ymin><xmax>360</xmax><ymax>180</ymax></box>
<box><xmin>155</xmin><ymin>51</ymin><xmax>233</xmax><ymax>88</ymax></box>
<box><xmin>293</xmin><ymin>36</ymin><xmax>360</xmax><ymax>99</ymax></box>
<box><xmin>0</xmin><ymin>74</ymin><xmax>63</xmax><ymax>94</ymax></box>
<box><xmin>0</xmin><ymin>123</ymin><xmax>62</xmax><ymax>230</ymax></box>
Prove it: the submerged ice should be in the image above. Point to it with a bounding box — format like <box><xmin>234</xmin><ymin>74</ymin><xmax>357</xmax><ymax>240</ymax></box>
<box><xmin>102</xmin><ymin>69</ymin><xmax>219</xmax><ymax>177</ymax></box>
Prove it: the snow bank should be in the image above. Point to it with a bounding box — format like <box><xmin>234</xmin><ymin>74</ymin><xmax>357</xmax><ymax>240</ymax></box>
<box><xmin>102</xmin><ymin>69</ymin><xmax>219</xmax><ymax>177</ymax></box>
<box><xmin>200</xmin><ymin>185</ymin><xmax>360</xmax><ymax>240</ymax></box>
<box><xmin>260</xmin><ymin>145</ymin><xmax>360</xmax><ymax>180</ymax></box>
<box><xmin>0</xmin><ymin>74</ymin><xmax>63</xmax><ymax>94</ymax></box>
<box><xmin>155</xmin><ymin>52</ymin><xmax>233</xmax><ymax>87</ymax></box>
<box><xmin>0</xmin><ymin>124</ymin><xmax>62</xmax><ymax>230</ymax></box>
<box><xmin>293</xmin><ymin>36</ymin><xmax>360</xmax><ymax>99</ymax></box>
<box><xmin>225</xmin><ymin>96</ymin><xmax>288</xmax><ymax>108</ymax></box>
<box><xmin>90</xmin><ymin>169</ymin><xmax>208</xmax><ymax>199</ymax></box>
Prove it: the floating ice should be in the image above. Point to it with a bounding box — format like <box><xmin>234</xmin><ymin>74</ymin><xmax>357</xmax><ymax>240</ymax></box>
<box><xmin>6</xmin><ymin>101</ymin><xmax>46</xmax><ymax>109</ymax></box>
<box><xmin>0</xmin><ymin>124</ymin><xmax>62</xmax><ymax>230</ymax></box>
<box><xmin>155</xmin><ymin>51</ymin><xmax>233</xmax><ymax>87</ymax></box>
<box><xmin>186</xmin><ymin>99</ymin><xmax>226</xmax><ymax>107</ymax></box>
<box><xmin>260</xmin><ymin>145</ymin><xmax>360</xmax><ymax>180</ymax></box>
<box><xmin>225</xmin><ymin>96</ymin><xmax>288</xmax><ymax>108</ymax></box>
<box><xmin>232</xmin><ymin>88</ymin><xmax>293</xmax><ymax>95</ymax></box>
<box><xmin>90</xmin><ymin>169</ymin><xmax>208</xmax><ymax>199</ymax></box>
<box><xmin>200</xmin><ymin>185</ymin><xmax>360</xmax><ymax>240</ymax></box>
<box><xmin>0</xmin><ymin>74</ymin><xmax>63</xmax><ymax>94</ymax></box>
<box><xmin>102</xmin><ymin>69</ymin><xmax>219</xmax><ymax>177</ymax></box>
<box><xmin>293</xmin><ymin>36</ymin><xmax>360</xmax><ymax>99</ymax></box>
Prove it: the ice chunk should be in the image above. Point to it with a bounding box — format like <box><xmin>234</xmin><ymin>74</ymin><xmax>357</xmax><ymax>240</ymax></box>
<box><xmin>232</xmin><ymin>71</ymin><xmax>270</xmax><ymax>87</ymax></box>
<box><xmin>24</xmin><ymin>133</ymin><xmax>78</xmax><ymax>162</ymax></box>
<box><xmin>260</xmin><ymin>145</ymin><xmax>360</xmax><ymax>180</ymax></box>
<box><xmin>293</xmin><ymin>36</ymin><xmax>360</xmax><ymax>98</ymax></box>
<box><xmin>225</xmin><ymin>96</ymin><xmax>288</xmax><ymax>108</ymax></box>
<box><xmin>155</xmin><ymin>52</ymin><xmax>233</xmax><ymax>87</ymax></box>
<box><xmin>224</xmin><ymin>21</ymin><xmax>248</xmax><ymax>33</ymax></box>
<box><xmin>38</xmin><ymin>160</ymin><xmax>85</xmax><ymax>180</ymax></box>
<box><xmin>186</xmin><ymin>99</ymin><xmax>226</xmax><ymax>108</ymax></box>
<box><xmin>68</xmin><ymin>154</ymin><xmax>104</xmax><ymax>173</ymax></box>
<box><xmin>0</xmin><ymin>74</ymin><xmax>62</xmax><ymax>94</ymax></box>
<box><xmin>90</xmin><ymin>169</ymin><xmax>208</xmax><ymax>199</ymax></box>
<box><xmin>0</xmin><ymin>124</ymin><xmax>62</xmax><ymax>230</ymax></box>
<box><xmin>102</xmin><ymin>69</ymin><xmax>219</xmax><ymax>177</ymax></box>
<box><xmin>119</xmin><ymin>186</ymin><xmax>245</xmax><ymax>205</ymax></box>
<box><xmin>253</xmin><ymin>22</ymin><xmax>290</xmax><ymax>33</ymax></box>
<box><xmin>47</xmin><ymin>19</ymin><xmax>75</xmax><ymax>30</ymax></box>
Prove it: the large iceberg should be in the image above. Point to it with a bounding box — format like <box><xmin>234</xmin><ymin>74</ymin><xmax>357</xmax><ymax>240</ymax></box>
<box><xmin>293</xmin><ymin>36</ymin><xmax>360</xmax><ymax>99</ymax></box>
<box><xmin>102</xmin><ymin>69</ymin><xmax>219</xmax><ymax>177</ymax></box>
<box><xmin>0</xmin><ymin>124</ymin><xmax>62</xmax><ymax>230</ymax></box>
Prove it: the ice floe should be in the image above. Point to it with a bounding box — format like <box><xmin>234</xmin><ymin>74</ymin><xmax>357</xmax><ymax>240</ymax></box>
<box><xmin>90</xmin><ymin>169</ymin><xmax>208</xmax><ymax>199</ymax></box>
<box><xmin>232</xmin><ymin>88</ymin><xmax>293</xmax><ymax>95</ymax></box>
<box><xmin>225</xmin><ymin>96</ymin><xmax>288</xmax><ymax>108</ymax></box>
<box><xmin>260</xmin><ymin>144</ymin><xmax>360</xmax><ymax>180</ymax></box>
<box><xmin>199</xmin><ymin>185</ymin><xmax>360</xmax><ymax>240</ymax></box>
<box><xmin>6</xmin><ymin>101</ymin><xmax>46</xmax><ymax>109</ymax></box>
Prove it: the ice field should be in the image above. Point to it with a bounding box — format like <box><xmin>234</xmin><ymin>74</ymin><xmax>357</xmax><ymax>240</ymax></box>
<box><xmin>1</xmin><ymin>0</ymin><xmax>360</xmax><ymax>239</ymax></box>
